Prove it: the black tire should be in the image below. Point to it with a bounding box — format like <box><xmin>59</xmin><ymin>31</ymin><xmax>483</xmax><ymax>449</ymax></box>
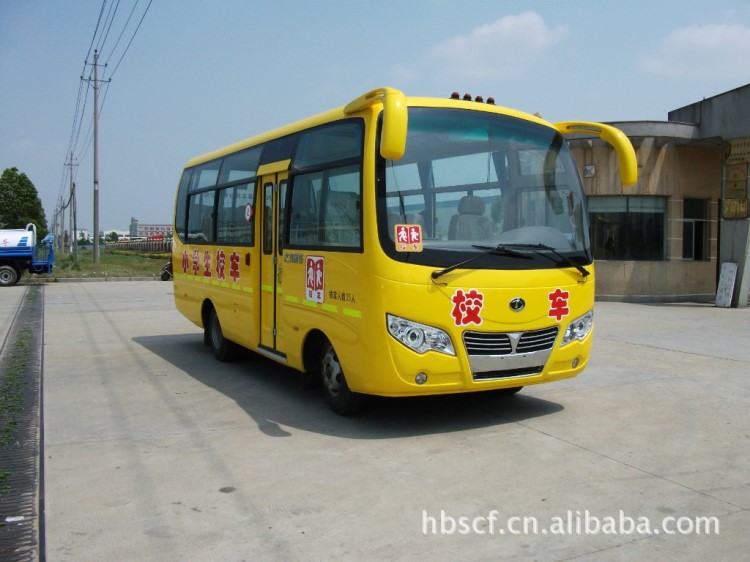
<box><xmin>494</xmin><ymin>386</ymin><xmax>523</xmax><ymax>396</ymax></box>
<box><xmin>0</xmin><ymin>265</ymin><xmax>20</xmax><ymax>287</ymax></box>
<box><xmin>160</xmin><ymin>270</ymin><xmax>172</xmax><ymax>281</ymax></box>
<box><xmin>300</xmin><ymin>369</ymin><xmax>321</xmax><ymax>390</ymax></box>
<box><xmin>208</xmin><ymin>307</ymin><xmax>237</xmax><ymax>362</ymax></box>
<box><xmin>320</xmin><ymin>341</ymin><xmax>364</xmax><ymax>415</ymax></box>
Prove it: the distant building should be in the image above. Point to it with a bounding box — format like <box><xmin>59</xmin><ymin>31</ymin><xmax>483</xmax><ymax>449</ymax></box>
<box><xmin>130</xmin><ymin>217</ymin><xmax>171</xmax><ymax>238</ymax></box>
<box><xmin>567</xmin><ymin>83</ymin><xmax>750</xmax><ymax>306</ymax></box>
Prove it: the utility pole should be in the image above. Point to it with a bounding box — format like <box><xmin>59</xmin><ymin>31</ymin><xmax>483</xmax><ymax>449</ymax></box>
<box><xmin>72</xmin><ymin>179</ymin><xmax>78</xmax><ymax>259</ymax></box>
<box><xmin>52</xmin><ymin>199</ymin><xmax>60</xmax><ymax>251</ymax></box>
<box><xmin>92</xmin><ymin>49</ymin><xmax>101</xmax><ymax>263</ymax></box>
<box><xmin>66</xmin><ymin>152</ymin><xmax>79</xmax><ymax>258</ymax></box>
<box><xmin>58</xmin><ymin>195</ymin><xmax>65</xmax><ymax>253</ymax></box>
<box><xmin>84</xmin><ymin>50</ymin><xmax>109</xmax><ymax>263</ymax></box>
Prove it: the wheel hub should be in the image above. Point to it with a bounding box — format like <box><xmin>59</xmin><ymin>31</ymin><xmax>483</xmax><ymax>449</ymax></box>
<box><xmin>322</xmin><ymin>350</ymin><xmax>341</xmax><ymax>396</ymax></box>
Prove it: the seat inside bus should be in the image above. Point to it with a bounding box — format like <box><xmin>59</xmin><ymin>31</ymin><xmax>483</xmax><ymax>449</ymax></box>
<box><xmin>448</xmin><ymin>195</ymin><xmax>492</xmax><ymax>240</ymax></box>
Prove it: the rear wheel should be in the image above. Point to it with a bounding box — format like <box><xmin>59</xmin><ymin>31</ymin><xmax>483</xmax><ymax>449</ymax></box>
<box><xmin>0</xmin><ymin>265</ymin><xmax>20</xmax><ymax>287</ymax></box>
<box><xmin>208</xmin><ymin>308</ymin><xmax>237</xmax><ymax>362</ymax></box>
<box><xmin>320</xmin><ymin>341</ymin><xmax>363</xmax><ymax>415</ymax></box>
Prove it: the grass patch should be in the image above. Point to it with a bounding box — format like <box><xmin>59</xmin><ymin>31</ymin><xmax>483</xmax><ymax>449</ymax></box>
<box><xmin>34</xmin><ymin>249</ymin><xmax>170</xmax><ymax>280</ymax></box>
<box><xmin>0</xmin><ymin>327</ymin><xmax>32</xmax><ymax>454</ymax></box>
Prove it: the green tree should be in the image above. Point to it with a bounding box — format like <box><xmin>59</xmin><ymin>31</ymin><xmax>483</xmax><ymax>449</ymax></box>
<box><xmin>0</xmin><ymin>167</ymin><xmax>49</xmax><ymax>237</ymax></box>
<box><xmin>105</xmin><ymin>231</ymin><xmax>119</xmax><ymax>242</ymax></box>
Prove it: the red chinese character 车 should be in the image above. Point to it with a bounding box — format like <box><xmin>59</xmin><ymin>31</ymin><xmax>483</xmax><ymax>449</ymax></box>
<box><xmin>548</xmin><ymin>288</ymin><xmax>570</xmax><ymax>321</ymax></box>
<box><xmin>229</xmin><ymin>251</ymin><xmax>240</xmax><ymax>282</ymax></box>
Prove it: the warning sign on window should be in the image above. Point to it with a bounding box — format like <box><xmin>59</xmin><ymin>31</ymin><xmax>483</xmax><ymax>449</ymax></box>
<box><xmin>394</xmin><ymin>224</ymin><xmax>423</xmax><ymax>252</ymax></box>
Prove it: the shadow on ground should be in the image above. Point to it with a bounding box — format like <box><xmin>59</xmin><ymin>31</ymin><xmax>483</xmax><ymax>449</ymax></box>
<box><xmin>133</xmin><ymin>333</ymin><xmax>564</xmax><ymax>440</ymax></box>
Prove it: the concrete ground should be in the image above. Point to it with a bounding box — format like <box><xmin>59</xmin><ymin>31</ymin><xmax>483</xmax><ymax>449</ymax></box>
<box><xmin>0</xmin><ymin>284</ymin><xmax>24</xmax><ymax>348</ymax></box>
<box><xmin>11</xmin><ymin>282</ymin><xmax>750</xmax><ymax>560</ymax></box>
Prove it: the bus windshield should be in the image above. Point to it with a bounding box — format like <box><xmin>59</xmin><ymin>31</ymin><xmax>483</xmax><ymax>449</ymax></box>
<box><xmin>378</xmin><ymin>107</ymin><xmax>590</xmax><ymax>270</ymax></box>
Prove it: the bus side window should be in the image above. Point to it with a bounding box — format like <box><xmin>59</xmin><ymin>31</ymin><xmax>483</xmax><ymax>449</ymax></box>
<box><xmin>288</xmin><ymin>173</ymin><xmax>322</xmax><ymax>246</ymax></box>
<box><xmin>263</xmin><ymin>183</ymin><xmax>273</xmax><ymax>254</ymax></box>
<box><xmin>187</xmin><ymin>190</ymin><xmax>215</xmax><ymax>243</ymax></box>
<box><xmin>175</xmin><ymin>169</ymin><xmax>193</xmax><ymax>241</ymax></box>
<box><xmin>279</xmin><ymin>180</ymin><xmax>287</xmax><ymax>251</ymax></box>
<box><xmin>323</xmin><ymin>164</ymin><xmax>361</xmax><ymax>247</ymax></box>
<box><xmin>216</xmin><ymin>182</ymin><xmax>255</xmax><ymax>246</ymax></box>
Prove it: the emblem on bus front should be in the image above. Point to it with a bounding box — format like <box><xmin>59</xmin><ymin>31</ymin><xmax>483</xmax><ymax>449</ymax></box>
<box><xmin>509</xmin><ymin>298</ymin><xmax>525</xmax><ymax>312</ymax></box>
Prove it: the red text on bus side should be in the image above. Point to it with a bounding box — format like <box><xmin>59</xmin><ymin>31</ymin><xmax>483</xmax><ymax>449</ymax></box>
<box><xmin>216</xmin><ymin>250</ymin><xmax>226</xmax><ymax>281</ymax></box>
<box><xmin>203</xmin><ymin>250</ymin><xmax>212</xmax><ymax>278</ymax></box>
<box><xmin>229</xmin><ymin>251</ymin><xmax>241</xmax><ymax>282</ymax></box>
<box><xmin>192</xmin><ymin>249</ymin><xmax>200</xmax><ymax>276</ymax></box>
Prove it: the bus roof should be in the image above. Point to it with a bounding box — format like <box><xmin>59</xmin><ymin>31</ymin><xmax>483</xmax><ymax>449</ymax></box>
<box><xmin>183</xmin><ymin>88</ymin><xmax>555</xmax><ymax>169</ymax></box>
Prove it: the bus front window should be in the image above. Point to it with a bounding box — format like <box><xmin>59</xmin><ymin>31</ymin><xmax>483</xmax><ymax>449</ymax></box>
<box><xmin>378</xmin><ymin>108</ymin><xmax>590</xmax><ymax>270</ymax></box>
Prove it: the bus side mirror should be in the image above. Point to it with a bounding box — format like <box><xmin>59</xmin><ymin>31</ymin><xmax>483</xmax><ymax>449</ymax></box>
<box><xmin>345</xmin><ymin>87</ymin><xmax>408</xmax><ymax>160</ymax></box>
<box><xmin>555</xmin><ymin>121</ymin><xmax>638</xmax><ymax>186</ymax></box>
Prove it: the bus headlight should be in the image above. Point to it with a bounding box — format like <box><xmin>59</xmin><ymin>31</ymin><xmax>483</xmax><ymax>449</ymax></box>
<box><xmin>561</xmin><ymin>309</ymin><xmax>593</xmax><ymax>346</ymax></box>
<box><xmin>387</xmin><ymin>314</ymin><xmax>455</xmax><ymax>356</ymax></box>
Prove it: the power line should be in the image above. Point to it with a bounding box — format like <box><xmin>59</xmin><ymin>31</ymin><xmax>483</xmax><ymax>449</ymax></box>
<box><xmin>67</xmin><ymin>0</ymin><xmax>152</xmax><ymax>162</ymax></box>
<box><xmin>94</xmin><ymin>0</ymin><xmax>120</xmax><ymax>55</ymax></box>
<box><xmin>107</xmin><ymin>0</ymin><xmax>153</xmax><ymax>80</ymax></box>
<box><xmin>60</xmin><ymin>1</ymin><xmax>153</xmax><ymax>236</ymax></box>
<box><xmin>85</xmin><ymin>1</ymin><xmax>108</xmax><ymax>64</ymax></box>
<box><xmin>105</xmin><ymin>0</ymin><xmax>140</xmax><ymax>66</ymax></box>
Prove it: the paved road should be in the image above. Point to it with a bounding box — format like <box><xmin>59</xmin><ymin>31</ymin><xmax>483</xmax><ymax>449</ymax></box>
<box><xmin>0</xmin><ymin>284</ymin><xmax>24</xmax><ymax>348</ymax></box>
<box><xmin>6</xmin><ymin>282</ymin><xmax>750</xmax><ymax>560</ymax></box>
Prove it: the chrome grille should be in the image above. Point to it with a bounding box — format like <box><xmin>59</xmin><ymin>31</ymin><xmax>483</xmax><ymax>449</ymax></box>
<box><xmin>463</xmin><ymin>326</ymin><xmax>559</xmax><ymax>356</ymax></box>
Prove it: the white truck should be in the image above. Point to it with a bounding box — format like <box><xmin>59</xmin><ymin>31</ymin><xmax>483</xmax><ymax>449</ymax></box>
<box><xmin>0</xmin><ymin>223</ymin><xmax>55</xmax><ymax>287</ymax></box>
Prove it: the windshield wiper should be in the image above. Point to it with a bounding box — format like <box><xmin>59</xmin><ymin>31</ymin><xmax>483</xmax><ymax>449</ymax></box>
<box><xmin>431</xmin><ymin>244</ymin><xmax>531</xmax><ymax>281</ymax></box>
<box><xmin>498</xmin><ymin>243</ymin><xmax>590</xmax><ymax>278</ymax></box>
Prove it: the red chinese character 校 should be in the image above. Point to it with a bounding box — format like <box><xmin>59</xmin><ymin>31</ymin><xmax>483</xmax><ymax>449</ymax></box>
<box><xmin>451</xmin><ymin>289</ymin><xmax>484</xmax><ymax>326</ymax></box>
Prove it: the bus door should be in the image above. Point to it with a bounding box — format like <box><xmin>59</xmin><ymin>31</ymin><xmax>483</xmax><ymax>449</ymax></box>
<box><xmin>258</xmin><ymin>162</ymin><xmax>289</xmax><ymax>357</ymax></box>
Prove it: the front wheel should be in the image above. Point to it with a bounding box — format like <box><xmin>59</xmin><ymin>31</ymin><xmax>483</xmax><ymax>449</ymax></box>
<box><xmin>320</xmin><ymin>342</ymin><xmax>363</xmax><ymax>415</ymax></box>
<box><xmin>0</xmin><ymin>265</ymin><xmax>20</xmax><ymax>287</ymax></box>
<box><xmin>208</xmin><ymin>308</ymin><xmax>237</xmax><ymax>362</ymax></box>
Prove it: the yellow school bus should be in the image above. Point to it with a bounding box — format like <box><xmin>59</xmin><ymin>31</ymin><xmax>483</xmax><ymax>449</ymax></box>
<box><xmin>172</xmin><ymin>87</ymin><xmax>636</xmax><ymax>414</ymax></box>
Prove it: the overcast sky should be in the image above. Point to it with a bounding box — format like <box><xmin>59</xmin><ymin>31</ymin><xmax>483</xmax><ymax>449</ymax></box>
<box><xmin>2</xmin><ymin>0</ymin><xmax>749</xmax><ymax>233</ymax></box>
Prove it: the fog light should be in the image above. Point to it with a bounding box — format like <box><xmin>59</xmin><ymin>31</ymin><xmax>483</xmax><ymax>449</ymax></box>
<box><xmin>415</xmin><ymin>373</ymin><xmax>428</xmax><ymax>385</ymax></box>
<box><xmin>572</xmin><ymin>358</ymin><xmax>579</xmax><ymax>369</ymax></box>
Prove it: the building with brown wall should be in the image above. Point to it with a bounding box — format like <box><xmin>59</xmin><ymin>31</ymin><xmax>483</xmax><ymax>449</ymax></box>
<box><xmin>568</xmin><ymin>84</ymin><xmax>749</xmax><ymax>306</ymax></box>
